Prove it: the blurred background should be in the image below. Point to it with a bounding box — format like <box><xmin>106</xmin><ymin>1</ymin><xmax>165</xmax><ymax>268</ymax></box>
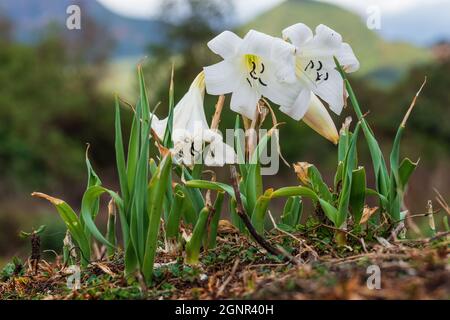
<box><xmin>0</xmin><ymin>0</ymin><xmax>449</xmax><ymax>266</ymax></box>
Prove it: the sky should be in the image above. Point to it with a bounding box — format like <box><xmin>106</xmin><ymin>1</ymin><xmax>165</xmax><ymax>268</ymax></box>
<box><xmin>96</xmin><ymin>0</ymin><xmax>450</xmax><ymax>46</ymax></box>
<box><xmin>96</xmin><ymin>0</ymin><xmax>445</xmax><ymax>19</ymax></box>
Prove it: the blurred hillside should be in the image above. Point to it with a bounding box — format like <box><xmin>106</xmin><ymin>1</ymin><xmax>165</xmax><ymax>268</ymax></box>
<box><xmin>0</xmin><ymin>0</ymin><xmax>165</xmax><ymax>57</ymax></box>
<box><xmin>242</xmin><ymin>0</ymin><xmax>432</xmax><ymax>82</ymax></box>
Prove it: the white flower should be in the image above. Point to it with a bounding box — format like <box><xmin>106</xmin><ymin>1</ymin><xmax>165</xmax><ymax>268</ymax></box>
<box><xmin>152</xmin><ymin>72</ymin><xmax>236</xmax><ymax>167</ymax></box>
<box><xmin>302</xmin><ymin>94</ymin><xmax>339</xmax><ymax>145</ymax></box>
<box><xmin>204</xmin><ymin>30</ymin><xmax>299</xmax><ymax>120</ymax></box>
<box><xmin>280</xmin><ymin>23</ymin><xmax>360</xmax><ymax>121</ymax></box>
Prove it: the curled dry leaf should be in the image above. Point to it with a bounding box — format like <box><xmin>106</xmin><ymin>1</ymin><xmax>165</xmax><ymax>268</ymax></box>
<box><xmin>91</xmin><ymin>262</ymin><xmax>115</xmax><ymax>277</ymax></box>
<box><xmin>360</xmin><ymin>206</ymin><xmax>378</xmax><ymax>225</ymax></box>
<box><xmin>217</xmin><ymin>219</ymin><xmax>239</xmax><ymax>235</ymax></box>
<box><xmin>340</xmin><ymin>116</ymin><xmax>352</xmax><ymax>135</ymax></box>
<box><xmin>150</xmin><ymin>128</ymin><xmax>170</xmax><ymax>157</ymax></box>
<box><xmin>293</xmin><ymin>162</ymin><xmax>312</xmax><ymax>185</ymax></box>
<box><xmin>31</xmin><ymin>192</ymin><xmax>63</xmax><ymax>205</ymax></box>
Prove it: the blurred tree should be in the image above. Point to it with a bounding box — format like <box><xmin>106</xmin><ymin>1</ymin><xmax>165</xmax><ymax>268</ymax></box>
<box><xmin>384</xmin><ymin>61</ymin><xmax>450</xmax><ymax>160</ymax></box>
<box><xmin>0</xmin><ymin>18</ymin><xmax>115</xmax><ymax>194</ymax></box>
<box><xmin>0</xmin><ymin>14</ymin><xmax>12</xmax><ymax>43</ymax></box>
<box><xmin>146</xmin><ymin>0</ymin><xmax>234</xmax><ymax>114</ymax></box>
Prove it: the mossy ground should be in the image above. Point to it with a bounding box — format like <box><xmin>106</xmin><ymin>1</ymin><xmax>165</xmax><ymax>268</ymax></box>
<box><xmin>1</xmin><ymin>222</ymin><xmax>448</xmax><ymax>300</ymax></box>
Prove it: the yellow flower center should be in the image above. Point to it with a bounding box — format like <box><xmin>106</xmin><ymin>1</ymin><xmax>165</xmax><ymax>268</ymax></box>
<box><xmin>243</xmin><ymin>54</ymin><xmax>267</xmax><ymax>87</ymax></box>
<box><xmin>244</xmin><ymin>54</ymin><xmax>261</xmax><ymax>72</ymax></box>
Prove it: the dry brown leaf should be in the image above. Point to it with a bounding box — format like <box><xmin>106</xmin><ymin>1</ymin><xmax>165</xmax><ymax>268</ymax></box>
<box><xmin>91</xmin><ymin>262</ymin><xmax>115</xmax><ymax>276</ymax></box>
<box><xmin>217</xmin><ymin>220</ymin><xmax>239</xmax><ymax>235</ymax></box>
<box><xmin>360</xmin><ymin>206</ymin><xmax>378</xmax><ymax>225</ymax></box>
<box><xmin>293</xmin><ymin>162</ymin><xmax>312</xmax><ymax>185</ymax></box>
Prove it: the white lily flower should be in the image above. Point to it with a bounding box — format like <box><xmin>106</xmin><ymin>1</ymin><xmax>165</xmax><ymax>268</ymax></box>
<box><xmin>302</xmin><ymin>94</ymin><xmax>339</xmax><ymax>145</ymax></box>
<box><xmin>152</xmin><ymin>72</ymin><xmax>236</xmax><ymax>167</ymax></box>
<box><xmin>204</xmin><ymin>30</ymin><xmax>299</xmax><ymax>120</ymax></box>
<box><xmin>280</xmin><ymin>23</ymin><xmax>360</xmax><ymax>120</ymax></box>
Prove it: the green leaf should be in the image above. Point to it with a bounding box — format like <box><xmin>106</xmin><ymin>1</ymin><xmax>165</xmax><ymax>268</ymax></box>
<box><xmin>307</xmin><ymin>164</ymin><xmax>333</xmax><ymax>202</ymax></box>
<box><xmin>81</xmin><ymin>186</ymin><xmax>124</xmax><ymax>248</ymax></box>
<box><xmin>334</xmin><ymin>161</ymin><xmax>344</xmax><ymax>191</ymax></box>
<box><xmin>398</xmin><ymin>158</ymin><xmax>419</xmax><ymax>189</ymax></box>
<box><xmin>185</xmin><ymin>207</ymin><xmax>210</xmax><ymax>265</ymax></box>
<box><xmin>281</xmin><ymin>196</ymin><xmax>303</xmax><ymax>227</ymax></box>
<box><xmin>335</xmin><ymin>122</ymin><xmax>361</xmax><ymax>228</ymax></box>
<box><xmin>83</xmin><ymin>146</ymin><xmax>102</xmax><ymax>235</ymax></box>
<box><xmin>114</xmin><ymin>96</ymin><xmax>130</xmax><ymax>208</ymax></box>
<box><xmin>251</xmin><ymin>189</ymin><xmax>273</xmax><ymax>234</ymax></box>
<box><xmin>318</xmin><ymin>199</ymin><xmax>338</xmax><ymax>226</ymax></box>
<box><xmin>126</xmin><ymin>100</ymin><xmax>141</xmax><ymax>192</ymax></box>
<box><xmin>271</xmin><ymin>186</ymin><xmax>318</xmax><ymax>200</ymax></box>
<box><xmin>349</xmin><ymin>167</ymin><xmax>366</xmax><ymax>224</ymax></box>
<box><xmin>166</xmin><ymin>190</ymin><xmax>185</xmax><ymax>239</ymax></box>
<box><xmin>206</xmin><ymin>191</ymin><xmax>225</xmax><ymax>249</ymax></box>
<box><xmin>163</xmin><ymin>66</ymin><xmax>175</xmax><ymax>148</ymax></box>
<box><xmin>129</xmin><ymin>116</ymin><xmax>152</xmax><ymax>261</ymax></box>
<box><xmin>142</xmin><ymin>154</ymin><xmax>172</xmax><ymax>284</ymax></box>
<box><xmin>185</xmin><ymin>180</ymin><xmax>235</xmax><ymax>199</ymax></box>
<box><xmin>178</xmin><ymin>185</ymin><xmax>200</xmax><ymax>226</ymax></box>
<box><xmin>174</xmin><ymin>166</ymin><xmax>205</xmax><ymax>216</ymax></box>
<box><xmin>338</xmin><ymin>124</ymin><xmax>351</xmax><ymax>163</ymax></box>
<box><xmin>32</xmin><ymin>192</ymin><xmax>90</xmax><ymax>266</ymax></box>
<box><xmin>366</xmin><ymin>188</ymin><xmax>389</xmax><ymax>207</ymax></box>
<box><xmin>106</xmin><ymin>199</ymin><xmax>117</xmax><ymax>257</ymax></box>
<box><xmin>245</xmin><ymin>132</ymin><xmax>271</xmax><ymax>215</ymax></box>
<box><xmin>234</xmin><ymin>115</ymin><xmax>247</xmax><ymax>180</ymax></box>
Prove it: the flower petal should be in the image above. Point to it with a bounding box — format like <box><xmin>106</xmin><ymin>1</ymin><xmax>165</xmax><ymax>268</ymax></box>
<box><xmin>302</xmin><ymin>24</ymin><xmax>342</xmax><ymax>57</ymax></box>
<box><xmin>337</xmin><ymin>43</ymin><xmax>360</xmax><ymax>73</ymax></box>
<box><xmin>239</xmin><ymin>29</ymin><xmax>275</xmax><ymax>59</ymax></box>
<box><xmin>207</xmin><ymin>31</ymin><xmax>242</xmax><ymax>59</ymax></box>
<box><xmin>270</xmin><ymin>38</ymin><xmax>297</xmax><ymax>83</ymax></box>
<box><xmin>230</xmin><ymin>77</ymin><xmax>261</xmax><ymax>120</ymax></box>
<box><xmin>302</xmin><ymin>94</ymin><xmax>339</xmax><ymax>144</ymax></box>
<box><xmin>282</xmin><ymin>23</ymin><xmax>313</xmax><ymax>48</ymax></box>
<box><xmin>259</xmin><ymin>67</ymin><xmax>299</xmax><ymax>107</ymax></box>
<box><xmin>311</xmin><ymin>69</ymin><xmax>345</xmax><ymax>115</ymax></box>
<box><xmin>151</xmin><ymin>115</ymin><xmax>167</xmax><ymax>140</ymax></box>
<box><xmin>313</xmin><ymin>24</ymin><xmax>342</xmax><ymax>50</ymax></box>
<box><xmin>279</xmin><ymin>87</ymin><xmax>311</xmax><ymax>121</ymax></box>
<box><xmin>205</xmin><ymin>140</ymin><xmax>236</xmax><ymax>166</ymax></box>
<box><xmin>204</xmin><ymin>59</ymin><xmax>241</xmax><ymax>95</ymax></box>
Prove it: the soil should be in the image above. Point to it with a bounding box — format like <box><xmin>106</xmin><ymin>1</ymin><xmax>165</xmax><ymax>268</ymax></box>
<box><xmin>0</xmin><ymin>223</ymin><xmax>448</xmax><ymax>300</ymax></box>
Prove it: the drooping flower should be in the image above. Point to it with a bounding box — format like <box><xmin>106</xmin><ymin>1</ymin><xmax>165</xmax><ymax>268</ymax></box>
<box><xmin>204</xmin><ymin>30</ymin><xmax>299</xmax><ymax>120</ymax></box>
<box><xmin>302</xmin><ymin>94</ymin><xmax>339</xmax><ymax>145</ymax></box>
<box><xmin>152</xmin><ymin>72</ymin><xmax>236</xmax><ymax>167</ymax></box>
<box><xmin>280</xmin><ymin>23</ymin><xmax>359</xmax><ymax>121</ymax></box>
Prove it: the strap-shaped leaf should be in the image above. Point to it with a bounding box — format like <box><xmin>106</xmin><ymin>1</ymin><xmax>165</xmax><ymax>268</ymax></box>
<box><xmin>271</xmin><ymin>186</ymin><xmax>318</xmax><ymax>200</ymax></box>
<box><xmin>349</xmin><ymin>167</ymin><xmax>366</xmax><ymax>224</ymax></box>
<box><xmin>32</xmin><ymin>192</ymin><xmax>90</xmax><ymax>265</ymax></box>
<box><xmin>281</xmin><ymin>196</ymin><xmax>303</xmax><ymax>227</ymax></box>
<box><xmin>398</xmin><ymin>158</ymin><xmax>419</xmax><ymax>189</ymax></box>
<box><xmin>114</xmin><ymin>96</ymin><xmax>130</xmax><ymax>208</ymax></box>
<box><xmin>251</xmin><ymin>189</ymin><xmax>273</xmax><ymax>234</ymax></box>
<box><xmin>206</xmin><ymin>191</ymin><xmax>225</xmax><ymax>249</ymax></box>
<box><xmin>81</xmin><ymin>186</ymin><xmax>124</xmax><ymax>248</ymax></box>
<box><xmin>319</xmin><ymin>199</ymin><xmax>338</xmax><ymax>226</ymax></box>
<box><xmin>185</xmin><ymin>180</ymin><xmax>236</xmax><ymax>199</ymax></box>
<box><xmin>185</xmin><ymin>207</ymin><xmax>210</xmax><ymax>265</ymax></box>
<box><xmin>142</xmin><ymin>154</ymin><xmax>172</xmax><ymax>283</ymax></box>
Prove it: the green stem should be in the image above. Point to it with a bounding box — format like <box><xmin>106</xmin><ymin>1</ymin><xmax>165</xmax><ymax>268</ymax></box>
<box><xmin>185</xmin><ymin>207</ymin><xmax>211</xmax><ymax>265</ymax></box>
<box><xmin>166</xmin><ymin>191</ymin><xmax>185</xmax><ymax>240</ymax></box>
<box><xmin>206</xmin><ymin>191</ymin><xmax>225</xmax><ymax>249</ymax></box>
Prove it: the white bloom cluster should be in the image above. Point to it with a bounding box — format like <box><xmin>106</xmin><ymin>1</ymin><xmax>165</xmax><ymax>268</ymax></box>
<box><xmin>152</xmin><ymin>23</ymin><xmax>359</xmax><ymax>167</ymax></box>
